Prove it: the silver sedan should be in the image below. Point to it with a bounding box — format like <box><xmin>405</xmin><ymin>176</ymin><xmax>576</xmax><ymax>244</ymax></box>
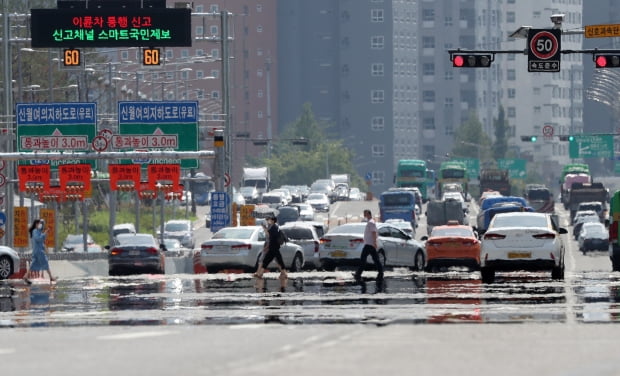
<box><xmin>200</xmin><ymin>226</ymin><xmax>305</xmax><ymax>273</ymax></box>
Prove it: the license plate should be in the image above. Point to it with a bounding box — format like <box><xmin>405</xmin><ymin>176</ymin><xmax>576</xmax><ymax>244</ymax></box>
<box><xmin>445</xmin><ymin>242</ymin><xmax>460</xmax><ymax>248</ymax></box>
<box><xmin>508</xmin><ymin>251</ymin><xmax>531</xmax><ymax>259</ymax></box>
<box><xmin>331</xmin><ymin>250</ymin><xmax>346</xmax><ymax>258</ymax></box>
<box><xmin>129</xmin><ymin>250</ymin><xmax>140</xmax><ymax>256</ymax></box>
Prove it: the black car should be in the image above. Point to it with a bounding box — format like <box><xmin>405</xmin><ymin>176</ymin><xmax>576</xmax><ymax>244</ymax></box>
<box><xmin>277</xmin><ymin>206</ymin><xmax>301</xmax><ymax>226</ymax></box>
<box><xmin>108</xmin><ymin>233</ymin><xmax>165</xmax><ymax>275</ymax></box>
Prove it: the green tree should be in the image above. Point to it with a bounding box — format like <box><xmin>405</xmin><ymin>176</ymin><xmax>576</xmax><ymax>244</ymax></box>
<box><xmin>251</xmin><ymin>103</ymin><xmax>365</xmax><ymax>189</ymax></box>
<box><xmin>492</xmin><ymin>106</ymin><xmax>509</xmax><ymax>160</ymax></box>
<box><xmin>451</xmin><ymin>111</ymin><xmax>492</xmax><ymax>162</ymax></box>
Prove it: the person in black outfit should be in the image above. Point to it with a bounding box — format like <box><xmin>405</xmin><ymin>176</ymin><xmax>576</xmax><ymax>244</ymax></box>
<box><xmin>254</xmin><ymin>215</ymin><xmax>288</xmax><ymax>281</ymax></box>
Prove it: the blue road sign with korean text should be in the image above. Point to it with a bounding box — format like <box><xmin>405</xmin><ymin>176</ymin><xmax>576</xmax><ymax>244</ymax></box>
<box><xmin>210</xmin><ymin>191</ymin><xmax>230</xmax><ymax>233</ymax></box>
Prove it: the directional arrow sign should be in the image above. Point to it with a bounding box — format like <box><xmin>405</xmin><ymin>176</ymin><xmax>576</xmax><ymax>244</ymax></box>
<box><xmin>569</xmin><ymin>134</ymin><xmax>613</xmax><ymax>158</ymax></box>
<box><xmin>118</xmin><ymin>101</ymin><xmax>198</xmax><ymax>169</ymax></box>
<box><xmin>16</xmin><ymin>103</ymin><xmax>97</xmax><ymax>168</ymax></box>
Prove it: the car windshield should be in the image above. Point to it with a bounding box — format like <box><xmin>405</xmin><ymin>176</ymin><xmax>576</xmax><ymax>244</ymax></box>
<box><xmin>164</xmin><ymin>239</ymin><xmax>181</xmax><ymax>249</ymax></box>
<box><xmin>491</xmin><ymin>214</ymin><xmax>548</xmax><ymax>228</ymax></box>
<box><xmin>308</xmin><ymin>194</ymin><xmax>326</xmax><ymax>200</ymax></box>
<box><xmin>261</xmin><ymin>195</ymin><xmax>281</xmax><ymax>203</ymax></box>
<box><xmin>117</xmin><ymin>234</ymin><xmax>157</xmax><ymax>246</ymax></box>
<box><xmin>431</xmin><ymin>227</ymin><xmax>472</xmax><ymax>238</ymax></box>
<box><xmin>212</xmin><ymin>228</ymin><xmax>257</xmax><ymax>240</ymax></box>
<box><xmin>64</xmin><ymin>235</ymin><xmax>86</xmax><ymax>244</ymax></box>
<box><xmin>281</xmin><ymin>228</ymin><xmax>312</xmax><ymax>240</ymax></box>
<box><xmin>165</xmin><ymin>222</ymin><xmax>189</xmax><ymax>231</ymax></box>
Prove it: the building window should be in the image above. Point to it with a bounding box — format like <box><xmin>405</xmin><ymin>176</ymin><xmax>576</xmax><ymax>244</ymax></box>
<box><xmin>181</xmin><ymin>49</ymin><xmax>189</xmax><ymax>58</ymax></box>
<box><xmin>257</xmin><ymin>69</ymin><xmax>263</xmax><ymax>78</ymax></box>
<box><xmin>211</xmin><ymin>69</ymin><xmax>219</xmax><ymax>78</ymax></box>
<box><xmin>371</xmin><ymin>63</ymin><xmax>384</xmax><ymax>76</ymax></box>
<box><xmin>422</xmin><ymin>8</ymin><xmax>434</xmax><ymax>21</ymax></box>
<box><xmin>371</xmin><ymin>35</ymin><xmax>385</xmax><ymax>49</ymax></box>
<box><xmin>506</xmin><ymin>11</ymin><xmax>516</xmax><ymax>23</ymax></box>
<box><xmin>121</xmin><ymin>50</ymin><xmax>129</xmax><ymax>61</ymax></box>
<box><xmin>257</xmin><ymin>4</ymin><xmax>262</xmax><ymax>12</ymax></box>
<box><xmin>257</xmin><ymin>48</ymin><xmax>263</xmax><ymax>56</ymax></box>
<box><xmin>422</xmin><ymin>36</ymin><xmax>435</xmax><ymax>48</ymax></box>
<box><xmin>196</xmin><ymin>89</ymin><xmax>204</xmax><ymax>99</ymax></box>
<box><xmin>257</xmin><ymin>25</ymin><xmax>263</xmax><ymax>33</ymax></box>
<box><xmin>422</xmin><ymin>63</ymin><xmax>435</xmax><ymax>76</ymax></box>
<box><xmin>165</xmin><ymin>49</ymin><xmax>173</xmax><ymax>60</ymax></box>
<box><xmin>196</xmin><ymin>49</ymin><xmax>205</xmax><ymax>57</ymax></box>
<box><xmin>257</xmin><ymin>90</ymin><xmax>264</xmax><ymax>98</ymax></box>
<box><xmin>210</xmin><ymin>25</ymin><xmax>219</xmax><ymax>36</ymax></box>
<box><xmin>371</xmin><ymin>116</ymin><xmax>385</xmax><ymax>131</ymax></box>
<box><xmin>211</xmin><ymin>49</ymin><xmax>219</xmax><ymax>59</ymax></box>
<box><xmin>507</xmin><ymin>88</ymin><xmax>516</xmax><ymax>98</ymax></box>
<box><xmin>371</xmin><ymin>90</ymin><xmax>385</xmax><ymax>104</ymax></box>
<box><xmin>210</xmin><ymin>4</ymin><xmax>219</xmax><ymax>13</ymax></box>
<box><xmin>444</xmin><ymin>97</ymin><xmax>454</xmax><ymax>108</ymax></box>
<box><xmin>507</xmin><ymin>107</ymin><xmax>516</xmax><ymax>117</ymax></box>
<box><xmin>258</xmin><ymin>111</ymin><xmax>263</xmax><ymax>119</ymax></box>
<box><xmin>372</xmin><ymin>144</ymin><xmax>385</xmax><ymax>157</ymax></box>
<box><xmin>371</xmin><ymin>9</ymin><xmax>384</xmax><ymax>22</ymax></box>
<box><xmin>423</xmin><ymin>90</ymin><xmax>435</xmax><ymax>102</ymax></box>
<box><xmin>371</xmin><ymin>171</ymin><xmax>385</xmax><ymax>185</ymax></box>
<box><xmin>211</xmin><ymin>91</ymin><xmax>220</xmax><ymax>99</ymax></box>
<box><xmin>196</xmin><ymin>26</ymin><xmax>204</xmax><ymax>36</ymax></box>
<box><xmin>423</xmin><ymin>118</ymin><xmax>435</xmax><ymax>129</ymax></box>
<box><xmin>507</xmin><ymin>69</ymin><xmax>516</xmax><ymax>80</ymax></box>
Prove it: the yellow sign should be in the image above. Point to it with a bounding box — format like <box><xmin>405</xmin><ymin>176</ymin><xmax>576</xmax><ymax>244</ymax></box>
<box><xmin>0</xmin><ymin>228</ymin><xmax>5</xmax><ymax>239</ymax></box>
<box><xmin>13</xmin><ymin>207</ymin><xmax>29</xmax><ymax>248</ymax></box>
<box><xmin>585</xmin><ymin>24</ymin><xmax>620</xmax><ymax>38</ymax></box>
<box><xmin>240</xmin><ymin>204</ymin><xmax>256</xmax><ymax>226</ymax></box>
<box><xmin>231</xmin><ymin>203</ymin><xmax>237</xmax><ymax>227</ymax></box>
<box><xmin>40</xmin><ymin>208</ymin><xmax>55</xmax><ymax>248</ymax></box>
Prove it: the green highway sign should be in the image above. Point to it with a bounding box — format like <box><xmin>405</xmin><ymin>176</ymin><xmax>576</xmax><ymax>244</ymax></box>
<box><xmin>16</xmin><ymin>103</ymin><xmax>97</xmax><ymax>168</ymax></box>
<box><xmin>569</xmin><ymin>134</ymin><xmax>613</xmax><ymax>158</ymax></box>
<box><xmin>452</xmin><ymin>157</ymin><xmax>479</xmax><ymax>178</ymax></box>
<box><xmin>118</xmin><ymin>101</ymin><xmax>199</xmax><ymax>169</ymax></box>
<box><xmin>498</xmin><ymin>158</ymin><xmax>527</xmax><ymax>179</ymax></box>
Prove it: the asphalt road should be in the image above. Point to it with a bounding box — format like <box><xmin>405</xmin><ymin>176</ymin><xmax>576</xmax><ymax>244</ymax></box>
<box><xmin>3</xmin><ymin>199</ymin><xmax>620</xmax><ymax>375</ymax></box>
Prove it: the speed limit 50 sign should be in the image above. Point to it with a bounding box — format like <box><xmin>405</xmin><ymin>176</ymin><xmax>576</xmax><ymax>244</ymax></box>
<box><xmin>527</xmin><ymin>29</ymin><xmax>561</xmax><ymax>72</ymax></box>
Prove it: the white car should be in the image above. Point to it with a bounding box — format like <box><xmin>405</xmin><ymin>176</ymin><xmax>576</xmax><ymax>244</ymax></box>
<box><xmin>318</xmin><ymin>222</ymin><xmax>426</xmax><ymax>271</ymax></box>
<box><xmin>161</xmin><ymin>219</ymin><xmax>195</xmax><ymax>249</ymax></box>
<box><xmin>239</xmin><ymin>186</ymin><xmax>259</xmax><ymax>203</ymax></box>
<box><xmin>578</xmin><ymin>222</ymin><xmax>608</xmax><ymax>253</ymax></box>
<box><xmin>573</xmin><ymin>210</ymin><xmax>598</xmax><ymax>225</ymax></box>
<box><xmin>480</xmin><ymin>212</ymin><xmax>567</xmax><ymax>283</ymax></box>
<box><xmin>348</xmin><ymin>187</ymin><xmax>363</xmax><ymax>201</ymax></box>
<box><xmin>294</xmin><ymin>203</ymin><xmax>315</xmax><ymax>221</ymax></box>
<box><xmin>280</xmin><ymin>222</ymin><xmax>322</xmax><ymax>269</ymax></box>
<box><xmin>0</xmin><ymin>246</ymin><xmax>20</xmax><ymax>280</ymax></box>
<box><xmin>200</xmin><ymin>226</ymin><xmax>305</xmax><ymax>272</ymax></box>
<box><xmin>306</xmin><ymin>192</ymin><xmax>330</xmax><ymax>212</ymax></box>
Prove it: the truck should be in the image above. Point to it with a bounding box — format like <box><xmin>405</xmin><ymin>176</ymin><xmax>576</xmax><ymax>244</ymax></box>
<box><xmin>330</xmin><ymin>174</ymin><xmax>350</xmax><ymax>187</ymax></box>
<box><xmin>567</xmin><ymin>182</ymin><xmax>608</xmax><ymax>221</ymax></box>
<box><xmin>437</xmin><ymin>161</ymin><xmax>469</xmax><ymax>198</ymax></box>
<box><xmin>379</xmin><ymin>190</ymin><xmax>417</xmax><ymax>229</ymax></box>
<box><xmin>241</xmin><ymin>167</ymin><xmax>270</xmax><ymax>197</ymax></box>
<box><xmin>425</xmin><ymin>199</ymin><xmax>465</xmax><ymax>235</ymax></box>
<box><xmin>524</xmin><ymin>184</ymin><xmax>554</xmax><ymax>213</ymax></box>
<box><xmin>559</xmin><ymin>163</ymin><xmax>590</xmax><ymax>208</ymax></box>
<box><xmin>609</xmin><ymin>190</ymin><xmax>620</xmax><ymax>271</ymax></box>
<box><xmin>395</xmin><ymin>159</ymin><xmax>430</xmax><ymax>201</ymax></box>
<box><xmin>479</xmin><ymin>169</ymin><xmax>511</xmax><ymax>197</ymax></box>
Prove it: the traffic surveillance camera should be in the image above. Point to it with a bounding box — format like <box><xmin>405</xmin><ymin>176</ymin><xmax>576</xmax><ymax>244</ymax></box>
<box><xmin>550</xmin><ymin>14</ymin><xmax>565</xmax><ymax>25</ymax></box>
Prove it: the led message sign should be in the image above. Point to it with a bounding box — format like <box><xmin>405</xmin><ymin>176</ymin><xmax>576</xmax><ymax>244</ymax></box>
<box><xmin>30</xmin><ymin>8</ymin><xmax>192</xmax><ymax>48</ymax></box>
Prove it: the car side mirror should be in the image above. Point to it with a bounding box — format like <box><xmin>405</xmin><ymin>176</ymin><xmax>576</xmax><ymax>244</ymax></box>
<box><xmin>420</xmin><ymin>236</ymin><xmax>428</xmax><ymax>241</ymax></box>
<box><xmin>104</xmin><ymin>245</ymin><xmax>111</xmax><ymax>250</ymax></box>
<box><xmin>559</xmin><ymin>228</ymin><xmax>568</xmax><ymax>234</ymax></box>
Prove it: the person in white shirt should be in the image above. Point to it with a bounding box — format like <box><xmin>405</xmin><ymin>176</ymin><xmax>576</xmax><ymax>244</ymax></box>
<box><xmin>354</xmin><ymin>210</ymin><xmax>384</xmax><ymax>281</ymax></box>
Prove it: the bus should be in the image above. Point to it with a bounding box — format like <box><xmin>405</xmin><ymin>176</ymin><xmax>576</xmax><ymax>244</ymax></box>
<box><xmin>437</xmin><ymin>161</ymin><xmax>469</xmax><ymax>198</ymax></box>
<box><xmin>191</xmin><ymin>172</ymin><xmax>214</xmax><ymax>206</ymax></box>
<box><xmin>395</xmin><ymin>159</ymin><xmax>429</xmax><ymax>200</ymax></box>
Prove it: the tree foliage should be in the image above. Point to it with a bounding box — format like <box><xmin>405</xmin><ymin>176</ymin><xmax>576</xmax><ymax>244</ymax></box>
<box><xmin>250</xmin><ymin>103</ymin><xmax>366</xmax><ymax>189</ymax></box>
<box><xmin>451</xmin><ymin>111</ymin><xmax>492</xmax><ymax>162</ymax></box>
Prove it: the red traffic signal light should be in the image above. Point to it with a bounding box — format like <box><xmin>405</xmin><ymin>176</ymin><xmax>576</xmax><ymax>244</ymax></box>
<box><xmin>594</xmin><ymin>54</ymin><xmax>620</xmax><ymax>68</ymax></box>
<box><xmin>452</xmin><ymin>54</ymin><xmax>493</xmax><ymax>68</ymax></box>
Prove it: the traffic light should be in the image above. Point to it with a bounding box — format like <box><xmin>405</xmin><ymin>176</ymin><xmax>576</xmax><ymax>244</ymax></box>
<box><xmin>452</xmin><ymin>54</ymin><xmax>493</xmax><ymax>68</ymax></box>
<box><xmin>594</xmin><ymin>54</ymin><xmax>620</xmax><ymax>68</ymax></box>
<box><xmin>520</xmin><ymin>135</ymin><xmax>538</xmax><ymax>142</ymax></box>
<box><xmin>559</xmin><ymin>135</ymin><xmax>575</xmax><ymax>142</ymax></box>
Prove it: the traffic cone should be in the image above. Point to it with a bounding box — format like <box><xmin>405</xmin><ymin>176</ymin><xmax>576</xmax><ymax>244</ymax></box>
<box><xmin>193</xmin><ymin>250</ymin><xmax>207</xmax><ymax>274</ymax></box>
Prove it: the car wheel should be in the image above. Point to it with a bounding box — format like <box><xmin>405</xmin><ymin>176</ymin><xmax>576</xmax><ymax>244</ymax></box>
<box><xmin>290</xmin><ymin>253</ymin><xmax>303</xmax><ymax>272</ymax></box>
<box><xmin>0</xmin><ymin>255</ymin><xmax>13</xmax><ymax>280</ymax></box>
<box><xmin>551</xmin><ymin>265</ymin><xmax>564</xmax><ymax>280</ymax></box>
<box><xmin>481</xmin><ymin>267</ymin><xmax>495</xmax><ymax>284</ymax></box>
<box><xmin>413</xmin><ymin>250</ymin><xmax>425</xmax><ymax>271</ymax></box>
